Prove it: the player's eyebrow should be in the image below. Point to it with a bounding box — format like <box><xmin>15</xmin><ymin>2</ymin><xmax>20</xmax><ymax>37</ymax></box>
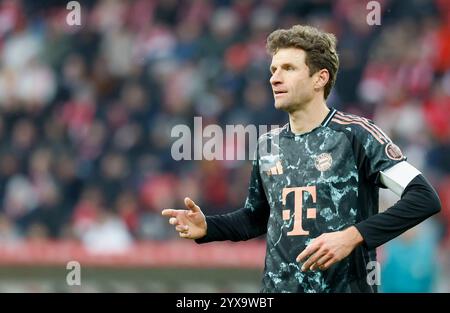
<box><xmin>270</xmin><ymin>63</ymin><xmax>295</xmax><ymax>73</ymax></box>
<box><xmin>270</xmin><ymin>65</ymin><xmax>277</xmax><ymax>73</ymax></box>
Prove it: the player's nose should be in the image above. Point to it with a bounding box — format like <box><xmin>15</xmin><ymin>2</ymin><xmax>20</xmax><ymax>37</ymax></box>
<box><xmin>270</xmin><ymin>72</ymin><xmax>282</xmax><ymax>85</ymax></box>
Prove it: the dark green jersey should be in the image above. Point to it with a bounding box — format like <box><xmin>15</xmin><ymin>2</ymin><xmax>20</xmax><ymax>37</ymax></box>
<box><xmin>253</xmin><ymin>108</ymin><xmax>406</xmax><ymax>292</ymax></box>
<box><xmin>197</xmin><ymin>108</ymin><xmax>410</xmax><ymax>292</ymax></box>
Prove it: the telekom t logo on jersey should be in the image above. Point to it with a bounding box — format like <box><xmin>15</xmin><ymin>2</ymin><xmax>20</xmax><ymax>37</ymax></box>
<box><xmin>282</xmin><ymin>186</ymin><xmax>317</xmax><ymax>236</ymax></box>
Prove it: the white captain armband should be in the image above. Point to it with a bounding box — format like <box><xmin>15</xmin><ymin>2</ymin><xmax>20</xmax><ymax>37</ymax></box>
<box><xmin>380</xmin><ymin>161</ymin><xmax>422</xmax><ymax>197</ymax></box>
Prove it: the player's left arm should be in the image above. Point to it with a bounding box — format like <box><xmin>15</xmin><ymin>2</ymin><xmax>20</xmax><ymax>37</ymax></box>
<box><xmin>353</xmin><ymin>161</ymin><xmax>441</xmax><ymax>249</ymax></box>
<box><xmin>297</xmin><ymin>160</ymin><xmax>441</xmax><ymax>271</ymax></box>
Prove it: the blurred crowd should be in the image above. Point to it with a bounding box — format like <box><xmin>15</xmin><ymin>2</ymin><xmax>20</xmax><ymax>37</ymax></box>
<box><xmin>0</xmin><ymin>0</ymin><xmax>449</xmax><ymax>291</ymax></box>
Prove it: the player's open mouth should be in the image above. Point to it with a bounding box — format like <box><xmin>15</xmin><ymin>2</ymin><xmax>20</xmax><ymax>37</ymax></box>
<box><xmin>274</xmin><ymin>91</ymin><xmax>287</xmax><ymax>97</ymax></box>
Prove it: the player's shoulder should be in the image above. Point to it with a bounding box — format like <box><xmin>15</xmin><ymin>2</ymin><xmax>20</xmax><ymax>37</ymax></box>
<box><xmin>257</xmin><ymin>123</ymin><xmax>288</xmax><ymax>143</ymax></box>
<box><xmin>329</xmin><ymin>110</ymin><xmax>392</xmax><ymax>145</ymax></box>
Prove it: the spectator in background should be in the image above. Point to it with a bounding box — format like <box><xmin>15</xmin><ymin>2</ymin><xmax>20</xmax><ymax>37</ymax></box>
<box><xmin>0</xmin><ymin>0</ymin><xmax>448</xmax><ymax>291</ymax></box>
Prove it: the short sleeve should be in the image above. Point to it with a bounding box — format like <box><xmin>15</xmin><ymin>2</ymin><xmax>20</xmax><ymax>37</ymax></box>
<box><xmin>353</xmin><ymin>119</ymin><xmax>407</xmax><ymax>187</ymax></box>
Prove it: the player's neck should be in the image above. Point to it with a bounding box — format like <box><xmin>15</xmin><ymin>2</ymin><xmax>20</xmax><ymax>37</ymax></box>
<box><xmin>288</xmin><ymin>100</ymin><xmax>330</xmax><ymax>135</ymax></box>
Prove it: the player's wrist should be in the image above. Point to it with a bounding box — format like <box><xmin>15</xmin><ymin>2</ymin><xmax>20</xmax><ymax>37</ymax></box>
<box><xmin>343</xmin><ymin>226</ymin><xmax>364</xmax><ymax>248</ymax></box>
<box><xmin>200</xmin><ymin>223</ymin><xmax>207</xmax><ymax>238</ymax></box>
<box><xmin>197</xmin><ymin>219</ymin><xmax>207</xmax><ymax>239</ymax></box>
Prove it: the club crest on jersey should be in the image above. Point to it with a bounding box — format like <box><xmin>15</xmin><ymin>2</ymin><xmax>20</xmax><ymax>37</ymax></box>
<box><xmin>314</xmin><ymin>153</ymin><xmax>332</xmax><ymax>172</ymax></box>
<box><xmin>385</xmin><ymin>142</ymin><xmax>403</xmax><ymax>160</ymax></box>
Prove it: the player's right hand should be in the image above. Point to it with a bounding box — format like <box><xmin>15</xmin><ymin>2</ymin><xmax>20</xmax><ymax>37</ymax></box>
<box><xmin>161</xmin><ymin>197</ymin><xmax>207</xmax><ymax>239</ymax></box>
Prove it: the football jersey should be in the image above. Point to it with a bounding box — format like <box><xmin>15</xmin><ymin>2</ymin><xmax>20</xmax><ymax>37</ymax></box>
<box><xmin>197</xmin><ymin>108</ymin><xmax>407</xmax><ymax>292</ymax></box>
<box><xmin>247</xmin><ymin>108</ymin><xmax>406</xmax><ymax>292</ymax></box>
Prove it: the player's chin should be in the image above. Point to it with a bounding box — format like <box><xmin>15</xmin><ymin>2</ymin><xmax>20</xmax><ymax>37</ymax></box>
<box><xmin>273</xmin><ymin>100</ymin><xmax>286</xmax><ymax>110</ymax></box>
<box><xmin>274</xmin><ymin>100</ymin><xmax>291</xmax><ymax>112</ymax></box>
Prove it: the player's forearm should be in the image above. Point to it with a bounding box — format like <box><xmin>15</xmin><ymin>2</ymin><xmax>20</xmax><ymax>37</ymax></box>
<box><xmin>354</xmin><ymin>174</ymin><xmax>441</xmax><ymax>250</ymax></box>
<box><xmin>195</xmin><ymin>207</ymin><xmax>269</xmax><ymax>244</ymax></box>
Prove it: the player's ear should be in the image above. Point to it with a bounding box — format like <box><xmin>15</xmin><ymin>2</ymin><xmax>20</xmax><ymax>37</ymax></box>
<box><xmin>314</xmin><ymin>69</ymin><xmax>329</xmax><ymax>90</ymax></box>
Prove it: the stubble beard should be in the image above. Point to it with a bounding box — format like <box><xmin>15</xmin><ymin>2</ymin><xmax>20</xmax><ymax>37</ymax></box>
<box><xmin>274</xmin><ymin>98</ymin><xmax>301</xmax><ymax>114</ymax></box>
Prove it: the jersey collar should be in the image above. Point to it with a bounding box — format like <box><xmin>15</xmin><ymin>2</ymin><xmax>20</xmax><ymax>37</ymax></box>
<box><xmin>281</xmin><ymin>108</ymin><xmax>336</xmax><ymax>137</ymax></box>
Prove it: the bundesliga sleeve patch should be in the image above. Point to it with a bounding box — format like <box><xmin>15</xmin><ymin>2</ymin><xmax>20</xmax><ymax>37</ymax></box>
<box><xmin>385</xmin><ymin>142</ymin><xmax>404</xmax><ymax>160</ymax></box>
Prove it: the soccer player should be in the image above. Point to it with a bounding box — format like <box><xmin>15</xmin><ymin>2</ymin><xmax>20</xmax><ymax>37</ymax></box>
<box><xmin>161</xmin><ymin>25</ymin><xmax>441</xmax><ymax>292</ymax></box>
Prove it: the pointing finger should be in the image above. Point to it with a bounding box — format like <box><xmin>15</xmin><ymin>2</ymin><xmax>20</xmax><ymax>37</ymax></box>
<box><xmin>162</xmin><ymin>209</ymin><xmax>176</xmax><ymax>217</ymax></box>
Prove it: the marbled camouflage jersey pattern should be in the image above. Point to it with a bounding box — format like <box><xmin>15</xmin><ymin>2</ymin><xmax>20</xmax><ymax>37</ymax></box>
<box><xmin>245</xmin><ymin>109</ymin><xmax>405</xmax><ymax>292</ymax></box>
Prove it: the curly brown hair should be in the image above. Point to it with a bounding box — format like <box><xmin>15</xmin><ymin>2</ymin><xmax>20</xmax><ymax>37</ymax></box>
<box><xmin>266</xmin><ymin>25</ymin><xmax>339</xmax><ymax>99</ymax></box>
